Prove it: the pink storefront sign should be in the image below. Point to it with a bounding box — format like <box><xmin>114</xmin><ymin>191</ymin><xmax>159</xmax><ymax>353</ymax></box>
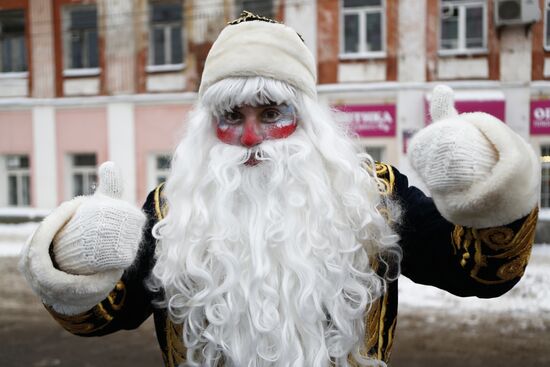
<box><xmin>530</xmin><ymin>100</ymin><xmax>550</xmax><ymax>135</ymax></box>
<box><xmin>335</xmin><ymin>104</ymin><xmax>396</xmax><ymax>137</ymax></box>
<box><xmin>455</xmin><ymin>100</ymin><xmax>505</xmax><ymax>121</ymax></box>
<box><xmin>424</xmin><ymin>99</ymin><xmax>506</xmax><ymax>124</ymax></box>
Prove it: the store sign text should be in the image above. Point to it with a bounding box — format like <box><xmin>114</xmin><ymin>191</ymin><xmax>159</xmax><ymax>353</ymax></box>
<box><xmin>531</xmin><ymin>100</ymin><xmax>550</xmax><ymax>135</ymax></box>
<box><xmin>335</xmin><ymin>105</ymin><xmax>396</xmax><ymax>137</ymax></box>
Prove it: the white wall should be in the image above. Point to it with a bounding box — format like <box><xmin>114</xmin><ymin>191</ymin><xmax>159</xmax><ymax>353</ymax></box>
<box><xmin>338</xmin><ymin>62</ymin><xmax>386</xmax><ymax>82</ymax></box>
<box><xmin>504</xmin><ymin>87</ymin><xmax>531</xmax><ymax>140</ymax></box>
<box><xmin>146</xmin><ymin>72</ymin><xmax>186</xmax><ymax>92</ymax></box>
<box><xmin>500</xmin><ymin>27</ymin><xmax>532</xmax><ymax>83</ymax></box>
<box><xmin>64</xmin><ymin>78</ymin><xmax>100</xmax><ymax>96</ymax></box>
<box><xmin>100</xmin><ymin>0</ymin><xmax>136</xmax><ymax>94</ymax></box>
<box><xmin>285</xmin><ymin>0</ymin><xmax>317</xmax><ymax>60</ymax></box>
<box><xmin>398</xmin><ymin>0</ymin><xmax>426</xmax><ymax>82</ymax></box>
<box><xmin>396</xmin><ymin>89</ymin><xmax>426</xmax><ymax>188</ymax></box>
<box><xmin>438</xmin><ymin>58</ymin><xmax>489</xmax><ymax>80</ymax></box>
<box><xmin>0</xmin><ymin>75</ymin><xmax>28</xmax><ymax>97</ymax></box>
<box><xmin>107</xmin><ymin>103</ymin><xmax>137</xmax><ymax>204</ymax></box>
<box><xmin>32</xmin><ymin>106</ymin><xmax>58</xmax><ymax>209</ymax></box>
<box><xmin>0</xmin><ymin>156</ymin><xmax>7</xmax><ymax>207</ymax></box>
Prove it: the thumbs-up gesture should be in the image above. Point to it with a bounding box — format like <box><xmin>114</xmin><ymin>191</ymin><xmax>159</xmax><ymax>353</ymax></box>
<box><xmin>53</xmin><ymin>162</ymin><xmax>146</xmax><ymax>275</ymax></box>
<box><xmin>408</xmin><ymin>85</ymin><xmax>539</xmax><ymax>228</ymax></box>
<box><xmin>409</xmin><ymin>85</ymin><xmax>498</xmax><ymax>196</ymax></box>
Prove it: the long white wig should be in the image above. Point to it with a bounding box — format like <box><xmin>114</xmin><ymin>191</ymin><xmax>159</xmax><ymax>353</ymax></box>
<box><xmin>150</xmin><ymin>77</ymin><xmax>401</xmax><ymax>367</ymax></box>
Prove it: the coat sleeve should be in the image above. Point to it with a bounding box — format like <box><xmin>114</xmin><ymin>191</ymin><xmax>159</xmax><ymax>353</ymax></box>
<box><xmin>377</xmin><ymin>163</ymin><xmax>538</xmax><ymax>298</ymax></box>
<box><xmin>44</xmin><ymin>186</ymin><xmax>163</xmax><ymax>336</ymax></box>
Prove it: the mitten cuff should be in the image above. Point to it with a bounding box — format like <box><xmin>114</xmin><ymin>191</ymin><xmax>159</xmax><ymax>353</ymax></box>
<box><xmin>19</xmin><ymin>198</ymin><xmax>122</xmax><ymax>315</ymax></box>
<box><xmin>431</xmin><ymin>112</ymin><xmax>540</xmax><ymax>228</ymax></box>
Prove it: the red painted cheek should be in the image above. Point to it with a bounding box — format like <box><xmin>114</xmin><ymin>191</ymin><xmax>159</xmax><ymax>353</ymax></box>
<box><xmin>264</xmin><ymin>120</ymin><xmax>298</xmax><ymax>140</ymax></box>
<box><xmin>216</xmin><ymin>125</ymin><xmax>241</xmax><ymax>145</ymax></box>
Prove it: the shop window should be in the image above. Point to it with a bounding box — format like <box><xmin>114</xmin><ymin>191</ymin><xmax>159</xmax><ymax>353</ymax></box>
<box><xmin>541</xmin><ymin>145</ymin><xmax>550</xmax><ymax>208</ymax></box>
<box><xmin>236</xmin><ymin>0</ymin><xmax>274</xmax><ymax>18</ymax></box>
<box><xmin>153</xmin><ymin>154</ymin><xmax>171</xmax><ymax>186</ymax></box>
<box><xmin>6</xmin><ymin>155</ymin><xmax>30</xmax><ymax>206</ymax></box>
<box><xmin>0</xmin><ymin>10</ymin><xmax>27</xmax><ymax>73</ymax></box>
<box><xmin>364</xmin><ymin>146</ymin><xmax>385</xmax><ymax>163</ymax></box>
<box><xmin>70</xmin><ymin>153</ymin><xmax>97</xmax><ymax>197</ymax></box>
<box><xmin>148</xmin><ymin>1</ymin><xmax>184</xmax><ymax>72</ymax></box>
<box><xmin>62</xmin><ymin>5</ymin><xmax>99</xmax><ymax>74</ymax></box>
<box><xmin>440</xmin><ymin>0</ymin><xmax>487</xmax><ymax>54</ymax></box>
<box><xmin>340</xmin><ymin>0</ymin><xmax>385</xmax><ymax>57</ymax></box>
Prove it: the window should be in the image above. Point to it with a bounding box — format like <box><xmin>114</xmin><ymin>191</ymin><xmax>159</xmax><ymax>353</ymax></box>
<box><xmin>341</xmin><ymin>0</ymin><xmax>385</xmax><ymax>57</ymax></box>
<box><xmin>6</xmin><ymin>155</ymin><xmax>30</xmax><ymax>206</ymax></box>
<box><xmin>63</xmin><ymin>5</ymin><xmax>99</xmax><ymax>73</ymax></box>
<box><xmin>237</xmin><ymin>0</ymin><xmax>274</xmax><ymax>18</ymax></box>
<box><xmin>364</xmin><ymin>146</ymin><xmax>384</xmax><ymax>162</ymax></box>
<box><xmin>542</xmin><ymin>145</ymin><xmax>550</xmax><ymax>208</ymax></box>
<box><xmin>148</xmin><ymin>1</ymin><xmax>184</xmax><ymax>71</ymax></box>
<box><xmin>0</xmin><ymin>10</ymin><xmax>27</xmax><ymax>73</ymax></box>
<box><xmin>71</xmin><ymin>154</ymin><xmax>97</xmax><ymax>197</ymax></box>
<box><xmin>154</xmin><ymin>154</ymin><xmax>171</xmax><ymax>185</ymax></box>
<box><xmin>440</xmin><ymin>0</ymin><xmax>487</xmax><ymax>54</ymax></box>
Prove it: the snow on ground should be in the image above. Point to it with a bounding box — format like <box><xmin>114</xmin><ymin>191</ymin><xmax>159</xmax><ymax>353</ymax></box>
<box><xmin>0</xmin><ymin>207</ymin><xmax>51</xmax><ymax>219</ymax></box>
<box><xmin>1</xmin><ymin>222</ymin><xmax>549</xmax><ymax>318</ymax></box>
<box><xmin>0</xmin><ymin>222</ymin><xmax>38</xmax><ymax>256</ymax></box>
<box><xmin>399</xmin><ymin>245</ymin><xmax>550</xmax><ymax>319</ymax></box>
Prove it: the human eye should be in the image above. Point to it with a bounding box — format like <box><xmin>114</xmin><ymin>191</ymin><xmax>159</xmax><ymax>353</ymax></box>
<box><xmin>262</xmin><ymin>108</ymin><xmax>282</xmax><ymax>123</ymax></box>
<box><xmin>222</xmin><ymin>110</ymin><xmax>243</xmax><ymax>124</ymax></box>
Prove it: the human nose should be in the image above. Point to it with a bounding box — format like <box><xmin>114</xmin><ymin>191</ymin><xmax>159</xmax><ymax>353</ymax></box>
<box><xmin>240</xmin><ymin>117</ymin><xmax>263</xmax><ymax>147</ymax></box>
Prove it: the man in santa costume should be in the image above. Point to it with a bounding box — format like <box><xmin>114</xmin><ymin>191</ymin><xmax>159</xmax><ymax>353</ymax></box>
<box><xmin>19</xmin><ymin>12</ymin><xmax>540</xmax><ymax>367</ymax></box>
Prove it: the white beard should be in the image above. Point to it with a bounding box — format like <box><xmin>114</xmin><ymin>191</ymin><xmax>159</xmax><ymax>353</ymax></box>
<box><xmin>151</xmin><ymin>98</ymin><xmax>399</xmax><ymax>367</ymax></box>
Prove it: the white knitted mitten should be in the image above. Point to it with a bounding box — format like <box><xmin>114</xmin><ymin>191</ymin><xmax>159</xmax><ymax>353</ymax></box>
<box><xmin>53</xmin><ymin>162</ymin><xmax>146</xmax><ymax>275</ymax></box>
<box><xmin>409</xmin><ymin>85</ymin><xmax>498</xmax><ymax>195</ymax></box>
<box><xmin>408</xmin><ymin>85</ymin><xmax>540</xmax><ymax>228</ymax></box>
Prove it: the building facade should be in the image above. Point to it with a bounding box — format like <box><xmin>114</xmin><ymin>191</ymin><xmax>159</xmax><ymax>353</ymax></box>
<box><xmin>0</xmin><ymin>0</ymin><xmax>549</xmax><ymax>214</ymax></box>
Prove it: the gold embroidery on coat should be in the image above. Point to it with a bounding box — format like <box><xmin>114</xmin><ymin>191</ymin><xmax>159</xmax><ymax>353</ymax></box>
<box><xmin>373</xmin><ymin>162</ymin><xmax>395</xmax><ymax>196</ymax></box>
<box><xmin>376</xmin><ymin>291</ymin><xmax>389</xmax><ymax>361</ymax></box>
<box><xmin>165</xmin><ymin>318</ymin><xmax>186</xmax><ymax>367</ymax></box>
<box><xmin>345</xmin><ymin>257</ymin><xmax>392</xmax><ymax>366</ymax></box>
<box><xmin>154</xmin><ymin>183</ymin><xmax>166</xmax><ymax>220</ymax></box>
<box><xmin>366</xmin><ymin>299</ymin><xmax>381</xmax><ymax>353</ymax></box>
<box><xmin>46</xmin><ymin>280</ymin><xmax>127</xmax><ymax>335</ymax></box>
<box><xmin>384</xmin><ymin>317</ymin><xmax>397</xmax><ymax>362</ymax></box>
<box><xmin>452</xmin><ymin>208</ymin><xmax>538</xmax><ymax>285</ymax></box>
<box><xmin>107</xmin><ymin>281</ymin><xmax>126</xmax><ymax>311</ymax></box>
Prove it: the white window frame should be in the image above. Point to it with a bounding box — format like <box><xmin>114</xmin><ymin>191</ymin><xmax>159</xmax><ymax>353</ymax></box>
<box><xmin>65</xmin><ymin>153</ymin><xmax>97</xmax><ymax>199</ymax></box>
<box><xmin>0</xmin><ymin>9</ymin><xmax>28</xmax><ymax>74</ymax></box>
<box><xmin>544</xmin><ymin>0</ymin><xmax>550</xmax><ymax>51</ymax></box>
<box><xmin>147</xmin><ymin>153</ymin><xmax>171</xmax><ymax>189</ymax></box>
<box><xmin>340</xmin><ymin>0</ymin><xmax>387</xmax><ymax>60</ymax></box>
<box><xmin>147</xmin><ymin>1</ymin><xmax>185</xmax><ymax>72</ymax></box>
<box><xmin>439</xmin><ymin>0</ymin><xmax>488</xmax><ymax>56</ymax></box>
<box><xmin>235</xmin><ymin>0</ymin><xmax>275</xmax><ymax>19</ymax></box>
<box><xmin>362</xmin><ymin>145</ymin><xmax>386</xmax><ymax>162</ymax></box>
<box><xmin>5</xmin><ymin>155</ymin><xmax>30</xmax><ymax>207</ymax></box>
<box><xmin>62</xmin><ymin>4</ymin><xmax>100</xmax><ymax>76</ymax></box>
<box><xmin>541</xmin><ymin>144</ymin><xmax>550</xmax><ymax>209</ymax></box>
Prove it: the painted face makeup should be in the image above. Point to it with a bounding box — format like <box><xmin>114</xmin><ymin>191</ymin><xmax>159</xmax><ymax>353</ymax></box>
<box><xmin>215</xmin><ymin>104</ymin><xmax>298</xmax><ymax>148</ymax></box>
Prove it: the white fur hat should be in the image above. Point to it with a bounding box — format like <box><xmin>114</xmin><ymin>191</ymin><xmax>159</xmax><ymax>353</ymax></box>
<box><xmin>198</xmin><ymin>12</ymin><xmax>317</xmax><ymax>99</ymax></box>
